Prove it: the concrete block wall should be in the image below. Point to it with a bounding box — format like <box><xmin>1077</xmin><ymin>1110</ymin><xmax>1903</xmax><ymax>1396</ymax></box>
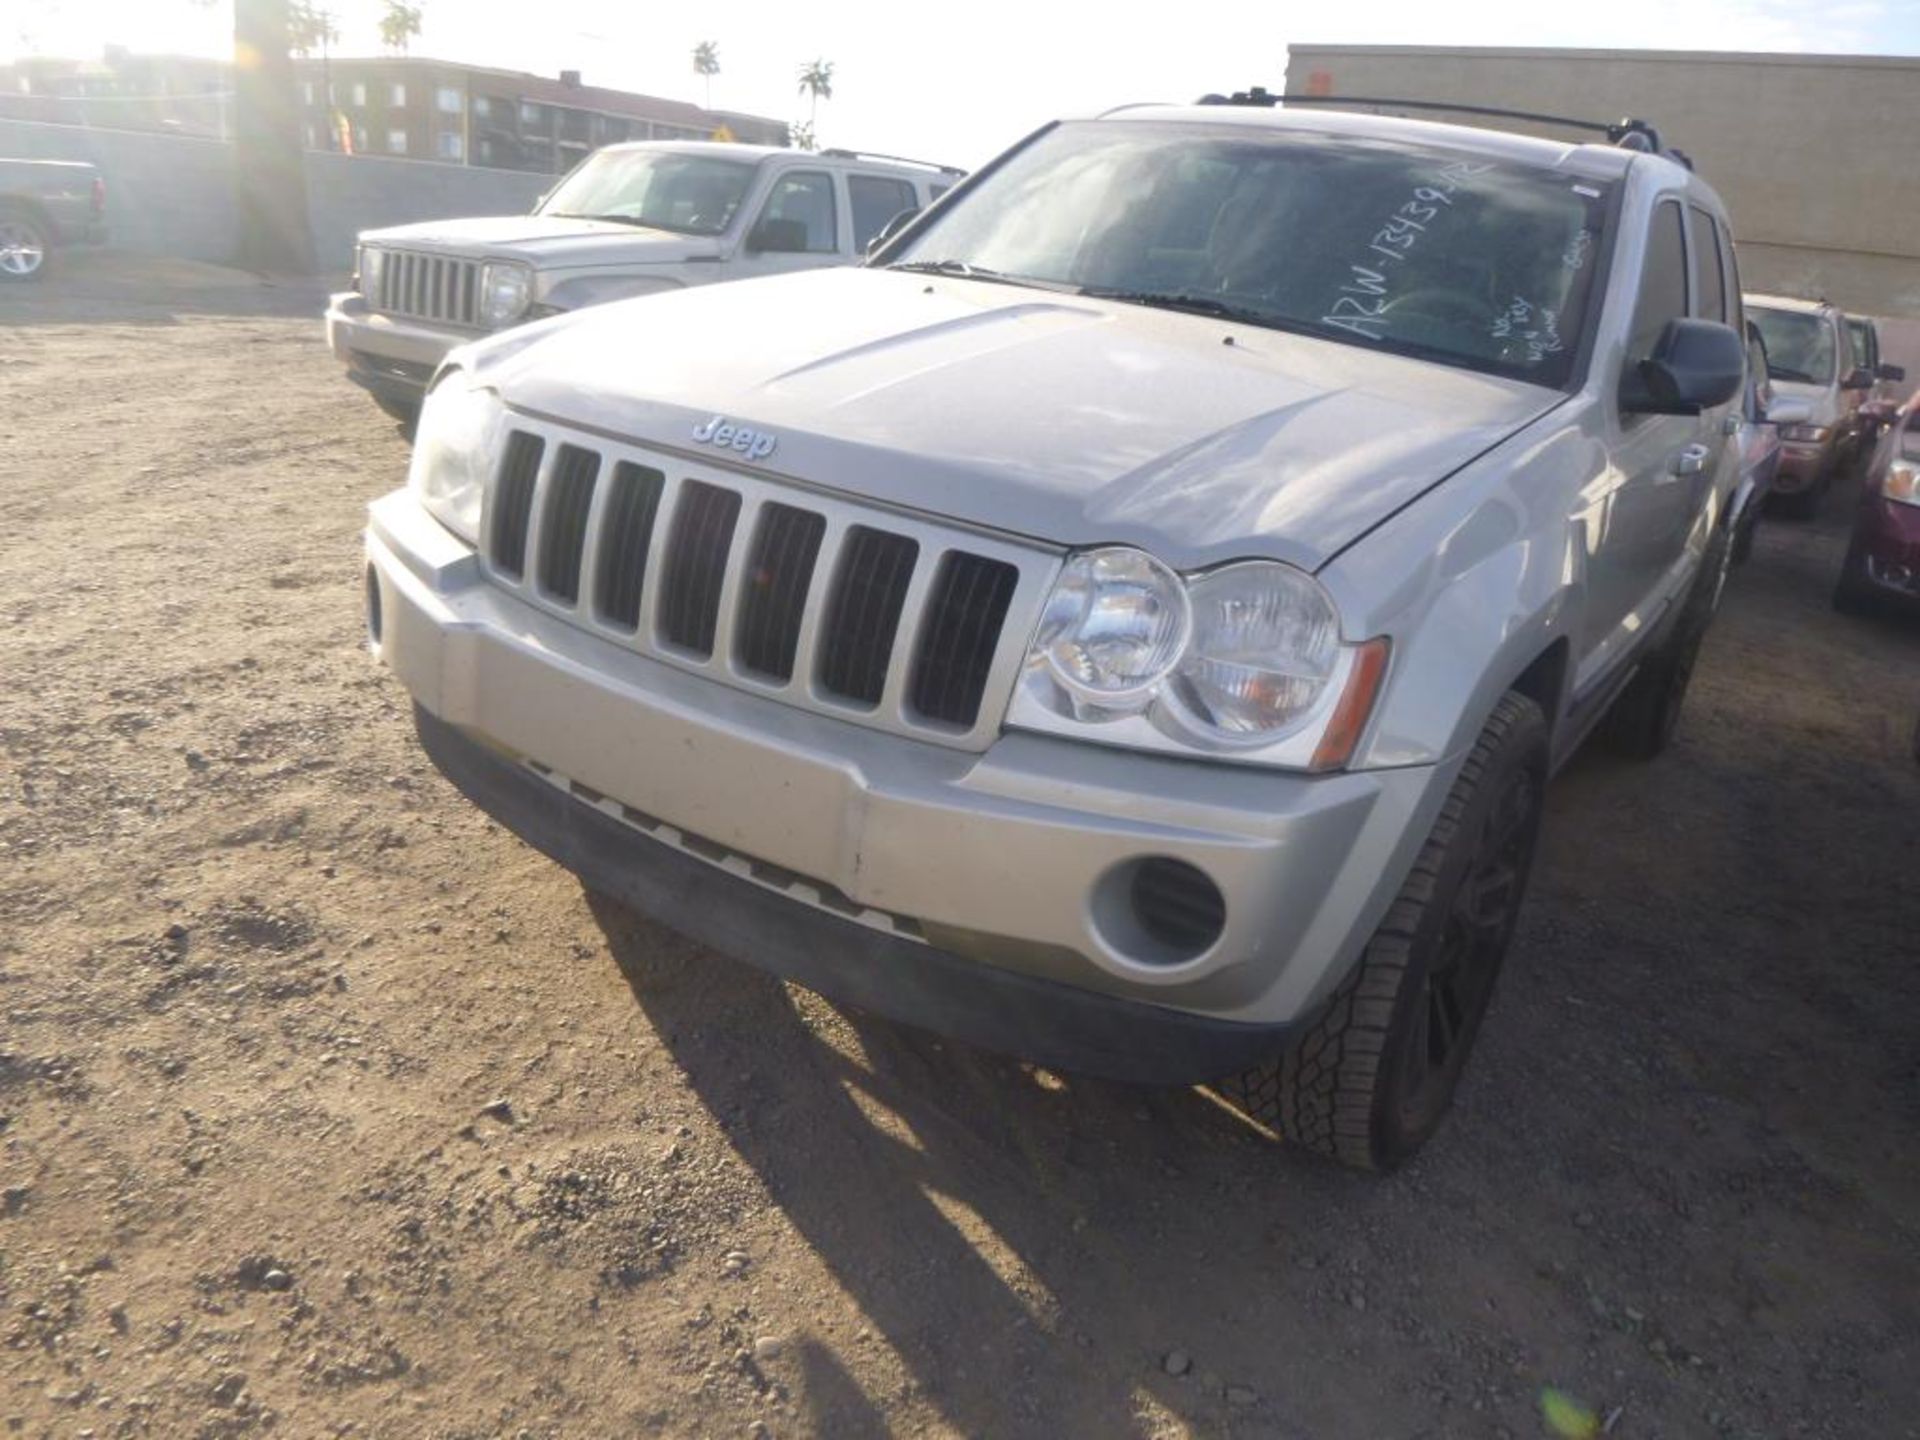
<box><xmin>0</xmin><ymin>119</ymin><xmax>549</xmax><ymax>271</ymax></box>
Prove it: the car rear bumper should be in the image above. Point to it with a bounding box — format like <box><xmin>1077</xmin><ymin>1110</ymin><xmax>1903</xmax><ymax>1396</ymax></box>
<box><xmin>1773</xmin><ymin>441</ymin><xmax>1832</xmax><ymax>493</ymax></box>
<box><xmin>325</xmin><ymin>290</ymin><xmax>469</xmax><ymax>405</ymax></box>
<box><xmin>363</xmin><ymin>489</ymin><xmax>1450</xmax><ymax>1065</ymax></box>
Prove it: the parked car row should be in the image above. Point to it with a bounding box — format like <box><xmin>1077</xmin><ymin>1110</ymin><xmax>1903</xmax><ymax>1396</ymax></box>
<box><xmin>1744</xmin><ymin>293</ymin><xmax>1904</xmax><ymax>517</ymax></box>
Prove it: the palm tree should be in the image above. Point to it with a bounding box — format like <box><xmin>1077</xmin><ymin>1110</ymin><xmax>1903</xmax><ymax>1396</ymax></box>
<box><xmin>378</xmin><ymin>0</ymin><xmax>423</xmax><ymax>54</ymax></box>
<box><xmin>692</xmin><ymin>41</ymin><xmax>719</xmax><ymax>111</ymax></box>
<box><xmin>797</xmin><ymin>58</ymin><xmax>834</xmax><ymax>139</ymax></box>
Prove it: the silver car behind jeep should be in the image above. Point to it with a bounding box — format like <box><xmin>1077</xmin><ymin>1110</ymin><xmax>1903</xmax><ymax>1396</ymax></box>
<box><xmin>326</xmin><ymin>142</ymin><xmax>959</xmax><ymax>424</ymax></box>
<box><xmin>364</xmin><ymin>99</ymin><xmax>1750</xmax><ymax>1169</ymax></box>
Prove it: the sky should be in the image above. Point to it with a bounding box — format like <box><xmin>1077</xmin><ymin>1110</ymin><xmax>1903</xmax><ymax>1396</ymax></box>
<box><xmin>9</xmin><ymin>0</ymin><xmax>1920</xmax><ymax>169</ymax></box>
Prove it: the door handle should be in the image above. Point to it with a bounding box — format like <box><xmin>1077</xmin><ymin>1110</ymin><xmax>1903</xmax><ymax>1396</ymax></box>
<box><xmin>1668</xmin><ymin>443</ymin><xmax>1712</xmax><ymax>478</ymax></box>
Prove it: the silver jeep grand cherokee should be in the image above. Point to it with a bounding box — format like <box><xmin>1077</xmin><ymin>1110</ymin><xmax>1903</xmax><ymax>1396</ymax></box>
<box><xmin>364</xmin><ymin>99</ymin><xmax>1749</xmax><ymax>1169</ymax></box>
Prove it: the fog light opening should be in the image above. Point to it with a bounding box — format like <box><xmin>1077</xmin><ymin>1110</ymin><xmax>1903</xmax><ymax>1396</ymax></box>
<box><xmin>364</xmin><ymin>564</ymin><xmax>384</xmax><ymax>649</ymax></box>
<box><xmin>1092</xmin><ymin>857</ymin><xmax>1227</xmax><ymax>967</ymax></box>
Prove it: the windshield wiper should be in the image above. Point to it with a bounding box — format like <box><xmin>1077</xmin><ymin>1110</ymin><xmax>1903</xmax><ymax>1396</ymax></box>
<box><xmin>1079</xmin><ymin>287</ymin><xmax>1294</xmax><ymax>330</ymax></box>
<box><xmin>886</xmin><ymin>259</ymin><xmax>1074</xmax><ymax>292</ymax></box>
<box><xmin>549</xmin><ymin>212</ymin><xmax>700</xmax><ymax>234</ymax></box>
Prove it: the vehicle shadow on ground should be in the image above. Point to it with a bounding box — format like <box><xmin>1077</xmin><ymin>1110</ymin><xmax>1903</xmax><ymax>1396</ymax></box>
<box><xmin>589</xmin><ymin>892</ymin><xmax>1377</xmax><ymax>1439</ymax></box>
<box><xmin>0</xmin><ymin>250</ymin><xmax>338</xmax><ymax>326</ymax></box>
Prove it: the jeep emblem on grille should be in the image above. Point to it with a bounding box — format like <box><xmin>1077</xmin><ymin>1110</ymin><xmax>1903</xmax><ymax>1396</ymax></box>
<box><xmin>691</xmin><ymin>415</ymin><xmax>777</xmax><ymax>462</ymax></box>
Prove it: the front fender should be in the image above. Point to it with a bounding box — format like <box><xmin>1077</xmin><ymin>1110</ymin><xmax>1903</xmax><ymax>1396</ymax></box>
<box><xmin>1322</xmin><ymin>417</ymin><xmax>1597</xmax><ymax>770</ymax></box>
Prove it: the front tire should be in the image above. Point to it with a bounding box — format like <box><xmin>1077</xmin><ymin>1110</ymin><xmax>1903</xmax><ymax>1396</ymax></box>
<box><xmin>1217</xmin><ymin>692</ymin><xmax>1549</xmax><ymax>1171</ymax></box>
<box><xmin>0</xmin><ymin>207</ymin><xmax>51</xmax><ymax>283</ymax></box>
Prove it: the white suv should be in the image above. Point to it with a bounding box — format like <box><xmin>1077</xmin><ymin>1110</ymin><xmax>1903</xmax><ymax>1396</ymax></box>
<box><xmin>325</xmin><ymin>143</ymin><xmax>959</xmax><ymax>424</ymax></box>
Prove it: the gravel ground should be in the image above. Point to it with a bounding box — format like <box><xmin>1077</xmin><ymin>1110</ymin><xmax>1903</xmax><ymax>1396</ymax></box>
<box><xmin>3</xmin><ymin>253</ymin><xmax>1918</xmax><ymax>1440</ymax></box>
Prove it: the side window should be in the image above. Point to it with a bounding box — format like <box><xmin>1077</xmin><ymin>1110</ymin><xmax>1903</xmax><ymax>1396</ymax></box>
<box><xmin>848</xmin><ymin>174</ymin><xmax>917</xmax><ymax>251</ymax></box>
<box><xmin>758</xmin><ymin>171</ymin><xmax>839</xmax><ymax>253</ymax></box>
<box><xmin>1687</xmin><ymin>208</ymin><xmax>1727</xmax><ymax>323</ymax></box>
<box><xmin>1625</xmin><ymin>200</ymin><xmax>1690</xmax><ymax>376</ymax></box>
<box><xmin>1718</xmin><ymin>226</ymin><xmax>1743</xmax><ymax>335</ymax></box>
<box><xmin>929</xmin><ymin>182</ymin><xmax>952</xmax><ymax>202</ymax></box>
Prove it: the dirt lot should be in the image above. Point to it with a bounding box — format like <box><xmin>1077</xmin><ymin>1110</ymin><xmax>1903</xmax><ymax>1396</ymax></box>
<box><xmin>3</xmin><ymin>254</ymin><xmax>1918</xmax><ymax>1440</ymax></box>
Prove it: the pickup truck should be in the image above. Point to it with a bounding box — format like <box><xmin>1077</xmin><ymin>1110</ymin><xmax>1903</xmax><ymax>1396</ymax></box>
<box><xmin>366</xmin><ymin>97</ymin><xmax>1751</xmax><ymax>1170</ymax></box>
<box><xmin>0</xmin><ymin>158</ymin><xmax>107</xmax><ymax>281</ymax></box>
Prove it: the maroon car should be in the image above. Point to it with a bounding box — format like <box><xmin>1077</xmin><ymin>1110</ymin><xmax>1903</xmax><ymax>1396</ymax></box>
<box><xmin>1834</xmin><ymin>392</ymin><xmax>1920</xmax><ymax>615</ymax></box>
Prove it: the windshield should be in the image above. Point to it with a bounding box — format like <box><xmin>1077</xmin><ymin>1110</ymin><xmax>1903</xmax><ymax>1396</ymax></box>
<box><xmin>1749</xmin><ymin>307</ymin><xmax>1837</xmax><ymax>385</ymax></box>
<box><xmin>888</xmin><ymin>120</ymin><xmax>1614</xmax><ymax>387</ymax></box>
<box><xmin>538</xmin><ymin>150</ymin><xmax>757</xmax><ymax>237</ymax></box>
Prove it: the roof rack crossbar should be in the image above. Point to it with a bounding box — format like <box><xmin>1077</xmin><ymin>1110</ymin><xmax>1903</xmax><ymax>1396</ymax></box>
<box><xmin>819</xmin><ymin>147</ymin><xmax>965</xmax><ymax>176</ymax></box>
<box><xmin>1195</xmin><ymin>88</ymin><xmax>1678</xmax><ymax>162</ymax></box>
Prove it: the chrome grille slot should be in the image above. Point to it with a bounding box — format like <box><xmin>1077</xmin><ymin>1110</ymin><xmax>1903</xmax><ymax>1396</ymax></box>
<box><xmin>657</xmin><ymin>481</ymin><xmax>742</xmax><ymax>657</ymax></box>
<box><xmin>736</xmin><ymin>503</ymin><xmax>827</xmax><ymax>683</ymax></box>
<box><xmin>537</xmin><ymin>444</ymin><xmax>600</xmax><ymax>605</ymax></box>
<box><xmin>817</xmin><ymin>527</ymin><xmax>919</xmax><ymax>708</ymax></box>
<box><xmin>367</xmin><ymin>247</ymin><xmax>482</xmax><ymax>327</ymax></box>
<box><xmin>478</xmin><ymin>418</ymin><xmax>1059</xmax><ymax>751</ymax></box>
<box><xmin>594</xmin><ymin>461</ymin><xmax>666</xmax><ymax>630</ymax></box>
<box><xmin>909</xmin><ymin>552</ymin><xmax>1021</xmax><ymax>728</ymax></box>
<box><xmin>488</xmin><ymin>430</ymin><xmax>545</xmax><ymax>579</ymax></box>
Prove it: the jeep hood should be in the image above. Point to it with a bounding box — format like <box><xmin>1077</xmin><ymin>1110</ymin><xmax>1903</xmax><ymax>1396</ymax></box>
<box><xmin>362</xmin><ymin>214</ymin><xmax>718</xmax><ymax>268</ymax></box>
<box><xmin>478</xmin><ymin>267</ymin><xmax>1562</xmax><ymax>571</ymax></box>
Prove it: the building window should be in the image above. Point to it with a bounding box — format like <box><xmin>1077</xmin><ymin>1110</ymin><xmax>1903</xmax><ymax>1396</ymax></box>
<box><xmin>352</xmin><ymin>123</ymin><xmax>368</xmax><ymax>151</ymax></box>
<box><xmin>388</xmin><ymin>129</ymin><xmax>408</xmax><ymax>154</ymax></box>
<box><xmin>472</xmin><ymin>95</ymin><xmax>489</xmax><ymax>117</ymax></box>
<box><xmin>520</xmin><ymin>101</ymin><xmax>543</xmax><ymax>126</ymax></box>
<box><xmin>390</xmin><ymin>82</ymin><xmax>406</xmax><ymax>107</ymax></box>
<box><xmin>301</xmin><ymin>81</ymin><xmax>315</xmax><ymax>106</ymax></box>
<box><xmin>477</xmin><ymin>138</ymin><xmax>493</xmax><ymax>164</ymax></box>
<box><xmin>438</xmin><ymin>131</ymin><xmax>464</xmax><ymax>161</ymax></box>
<box><xmin>304</xmin><ymin>122</ymin><xmax>319</xmax><ymax>148</ymax></box>
<box><xmin>436</xmin><ymin>86</ymin><xmax>461</xmax><ymax>114</ymax></box>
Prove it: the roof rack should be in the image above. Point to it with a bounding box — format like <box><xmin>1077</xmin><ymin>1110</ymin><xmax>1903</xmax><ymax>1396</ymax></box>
<box><xmin>819</xmin><ymin>147</ymin><xmax>966</xmax><ymax>177</ymax></box>
<box><xmin>1195</xmin><ymin>87</ymin><xmax>1690</xmax><ymax>168</ymax></box>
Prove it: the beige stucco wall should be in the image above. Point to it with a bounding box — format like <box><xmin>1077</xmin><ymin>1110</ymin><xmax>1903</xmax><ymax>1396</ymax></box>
<box><xmin>1282</xmin><ymin>45</ymin><xmax>1920</xmax><ymax>324</ymax></box>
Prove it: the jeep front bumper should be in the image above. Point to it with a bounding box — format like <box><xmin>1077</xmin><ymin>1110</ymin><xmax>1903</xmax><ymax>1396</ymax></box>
<box><xmin>365</xmin><ymin>490</ymin><xmax>1450</xmax><ymax>1083</ymax></box>
<box><xmin>325</xmin><ymin>290</ymin><xmax>470</xmax><ymax>409</ymax></box>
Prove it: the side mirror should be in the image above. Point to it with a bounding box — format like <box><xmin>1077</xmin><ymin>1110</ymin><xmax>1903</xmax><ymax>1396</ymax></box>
<box><xmin>1763</xmin><ymin>396</ymin><xmax>1813</xmax><ymax>427</ymax></box>
<box><xmin>1621</xmin><ymin>318</ymin><xmax>1746</xmax><ymax>416</ymax></box>
<box><xmin>1843</xmin><ymin>365</ymin><xmax>1875</xmax><ymax>391</ymax></box>
<box><xmin>1878</xmin><ymin>363</ymin><xmax>1907</xmax><ymax>383</ymax></box>
<box><xmin>865</xmin><ymin>206</ymin><xmax>921</xmax><ymax>259</ymax></box>
<box><xmin>747</xmin><ymin>217</ymin><xmax>810</xmax><ymax>254</ymax></box>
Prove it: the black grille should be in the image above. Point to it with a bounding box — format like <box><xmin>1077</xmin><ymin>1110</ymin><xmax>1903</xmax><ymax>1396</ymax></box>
<box><xmin>657</xmin><ymin>481</ymin><xmax>742</xmax><ymax>656</ymax></box>
<box><xmin>594</xmin><ymin>461</ymin><xmax>666</xmax><ymax>630</ymax></box>
<box><xmin>909</xmin><ymin>552</ymin><xmax>1019</xmax><ymax>727</ymax></box>
<box><xmin>1131</xmin><ymin>858</ymin><xmax>1227</xmax><ymax>958</ymax></box>
<box><xmin>537</xmin><ymin>444</ymin><xmax>600</xmax><ymax>604</ymax></box>
<box><xmin>488</xmin><ymin>430</ymin><xmax>545</xmax><ymax>579</ymax></box>
<box><xmin>735</xmin><ymin>503</ymin><xmax>827</xmax><ymax>682</ymax></box>
<box><xmin>817</xmin><ymin>527</ymin><xmax>918</xmax><ymax>707</ymax></box>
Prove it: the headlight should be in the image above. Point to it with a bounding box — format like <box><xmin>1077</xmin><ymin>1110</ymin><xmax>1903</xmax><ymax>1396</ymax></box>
<box><xmin>1037</xmin><ymin>548</ymin><xmax>1190</xmax><ymax>707</ymax></box>
<box><xmin>1780</xmin><ymin>424</ymin><xmax>1830</xmax><ymax>443</ymax></box>
<box><xmin>1161</xmin><ymin>563</ymin><xmax>1341</xmax><ymax>744</ymax></box>
<box><xmin>1009</xmin><ymin>548</ymin><xmax>1390</xmax><ymax>771</ymax></box>
<box><xmin>407</xmin><ymin>371</ymin><xmax>503</xmax><ymax>544</ymax></box>
<box><xmin>1883</xmin><ymin>460</ymin><xmax>1920</xmax><ymax>507</ymax></box>
<box><xmin>478</xmin><ymin>261</ymin><xmax>533</xmax><ymax>327</ymax></box>
<box><xmin>358</xmin><ymin>244</ymin><xmax>384</xmax><ymax>298</ymax></box>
